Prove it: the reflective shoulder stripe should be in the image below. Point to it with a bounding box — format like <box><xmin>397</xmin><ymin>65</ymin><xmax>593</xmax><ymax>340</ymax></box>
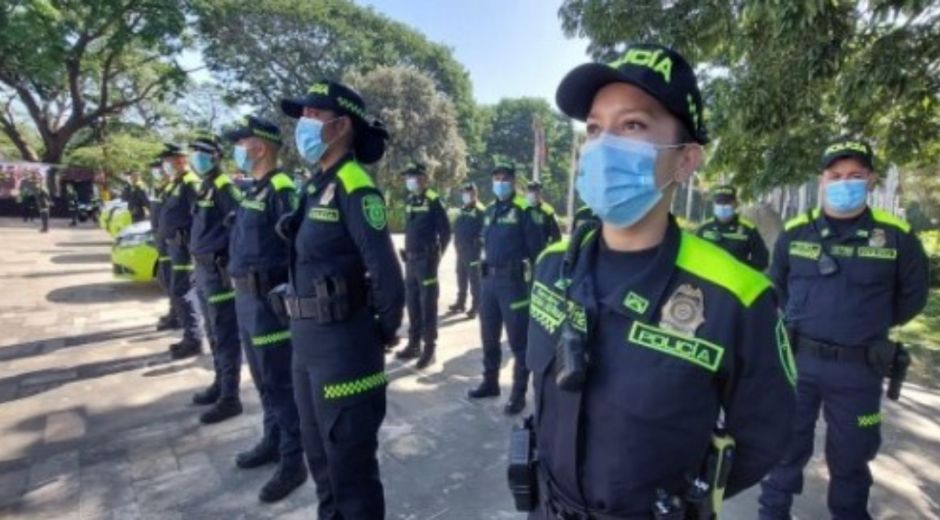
<box><xmin>784</xmin><ymin>209</ymin><xmax>820</xmax><ymax>231</ymax></box>
<box><xmin>426</xmin><ymin>189</ymin><xmax>440</xmax><ymax>201</ymax></box>
<box><xmin>182</xmin><ymin>171</ymin><xmax>200</xmax><ymax>185</ymax></box>
<box><xmin>475</xmin><ymin>202</ymin><xmax>486</xmax><ymax>211</ymax></box>
<box><xmin>270</xmin><ymin>172</ymin><xmax>295</xmax><ymax>192</ymax></box>
<box><xmin>540</xmin><ymin>202</ymin><xmax>556</xmax><ymax>215</ymax></box>
<box><xmin>701</xmin><ymin>218</ymin><xmax>715</xmax><ymax>226</ymax></box>
<box><xmin>675</xmin><ymin>232</ymin><xmax>771</xmax><ymax>307</ymax></box>
<box><xmin>535</xmin><ymin>228</ymin><xmax>596</xmax><ymax>264</ymax></box>
<box><xmin>512</xmin><ymin>195</ymin><xmax>530</xmax><ymax>210</ymax></box>
<box><xmin>213</xmin><ymin>174</ymin><xmax>233</xmax><ymax>190</ymax></box>
<box><xmin>337</xmin><ymin>161</ymin><xmax>375</xmax><ymax>194</ymax></box>
<box><xmin>871</xmin><ymin>209</ymin><xmax>911</xmax><ymax>233</ymax></box>
<box><xmin>739</xmin><ymin>217</ymin><xmax>757</xmax><ymax>229</ymax></box>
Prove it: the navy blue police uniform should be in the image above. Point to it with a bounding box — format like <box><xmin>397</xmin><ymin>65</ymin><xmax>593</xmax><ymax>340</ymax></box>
<box><xmin>697</xmin><ymin>216</ymin><xmax>768</xmax><ymax>270</ymax></box>
<box><xmin>396</xmin><ymin>164</ymin><xmax>451</xmax><ymax>366</ymax></box>
<box><xmin>279</xmin><ymin>81</ymin><xmax>404</xmax><ymax>519</ymax></box>
<box><xmin>150</xmin><ymin>163</ymin><xmax>179</xmax><ymax>331</ymax></box>
<box><xmin>188</xmin><ymin>135</ymin><xmax>244</xmax><ymax>422</ymax></box>
<box><xmin>527</xmin><ymin>219</ymin><xmax>797</xmax><ymax>518</ymax></box>
<box><xmin>468</xmin><ymin>168</ymin><xmax>546</xmax><ymax>414</ymax></box>
<box><xmin>571</xmin><ymin>205</ymin><xmax>599</xmax><ymax>232</ymax></box>
<box><xmin>157</xmin><ymin>144</ymin><xmax>202</xmax><ymax>354</ymax></box>
<box><xmin>123</xmin><ymin>181</ymin><xmax>150</xmax><ymax>222</ymax></box>
<box><xmin>527</xmin><ymin>182</ymin><xmax>562</xmax><ymax>244</ymax></box>
<box><xmin>759</xmin><ymin>142</ymin><xmax>929</xmax><ymax>519</ymax></box>
<box><xmin>450</xmin><ymin>185</ymin><xmax>485</xmax><ymax>317</ymax></box>
<box><xmin>224</xmin><ymin>117</ymin><xmax>306</xmax><ymax>501</ymax></box>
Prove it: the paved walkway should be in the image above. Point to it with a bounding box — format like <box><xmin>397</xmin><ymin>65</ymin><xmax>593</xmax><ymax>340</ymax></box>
<box><xmin>0</xmin><ymin>218</ymin><xmax>937</xmax><ymax>519</ymax></box>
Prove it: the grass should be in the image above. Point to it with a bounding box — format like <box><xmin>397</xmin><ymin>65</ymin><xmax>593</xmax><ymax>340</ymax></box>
<box><xmin>894</xmin><ymin>289</ymin><xmax>940</xmax><ymax>388</ymax></box>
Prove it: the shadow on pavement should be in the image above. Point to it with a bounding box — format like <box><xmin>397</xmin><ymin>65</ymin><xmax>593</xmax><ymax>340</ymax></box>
<box><xmin>46</xmin><ymin>281</ymin><xmax>162</xmax><ymax>304</ymax></box>
<box><xmin>55</xmin><ymin>241</ymin><xmax>113</xmax><ymax>248</ymax></box>
<box><xmin>22</xmin><ymin>268</ymin><xmax>111</xmax><ymax>279</ymax></box>
<box><xmin>0</xmin><ymin>325</ymin><xmax>158</xmax><ymax>362</ymax></box>
<box><xmin>49</xmin><ymin>253</ymin><xmax>111</xmax><ymax>265</ymax></box>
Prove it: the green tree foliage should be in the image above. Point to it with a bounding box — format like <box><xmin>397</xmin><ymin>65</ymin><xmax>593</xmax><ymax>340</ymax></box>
<box><xmin>0</xmin><ymin>0</ymin><xmax>189</xmax><ymax>164</ymax></box>
<box><xmin>558</xmin><ymin>0</ymin><xmax>940</xmax><ymax>196</ymax></box>
<box><xmin>344</xmin><ymin>66</ymin><xmax>467</xmax><ymax>202</ymax></box>
<box><xmin>65</xmin><ymin>132</ymin><xmax>164</xmax><ymax>180</ymax></box>
<box><xmin>193</xmin><ymin>0</ymin><xmax>480</xmax><ymax>156</ymax></box>
<box><xmin>478</xmin><ymin>98</ymin><xmax>575</xmax><ymax>212</ymax></box>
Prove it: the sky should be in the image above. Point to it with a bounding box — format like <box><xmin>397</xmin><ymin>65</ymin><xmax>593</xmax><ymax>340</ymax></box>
<box><xmin>356</xmin><ymin>0</ymin><xmax>592</xmax><ymax>105</ymax></box>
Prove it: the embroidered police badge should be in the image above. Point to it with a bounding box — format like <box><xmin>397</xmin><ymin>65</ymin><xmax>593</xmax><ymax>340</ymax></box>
<box><xmin>362</xmin><ymin>194</ymin><xmax>387</xmax><ymax>231</ymax></box>
<box><xmin>869</xmin><ymin>228</ymin><xmax>886</xmax><ymax>248</ymax></box>
<box><xmin>659</xmin><ymin>284</ymin><xmax>705</xmax><ymax>336</ymax></box>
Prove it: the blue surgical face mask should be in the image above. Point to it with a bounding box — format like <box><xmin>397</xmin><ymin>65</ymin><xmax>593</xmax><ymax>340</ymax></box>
<box><xmin>492</xmin><ymin>180</ymin><xmax>514</xmax><ymax>201</ymax></box>
<box><xmin>189</xmin><ymin>151</ymin><xmax>215</xmax><ymax>176</ymax></box>
<box><xmin>233</xmin><ymin>145</ymin><xmax>253</xmax><ymax>173</ymax></box>
<box><xmin>295</xmin><ymin>117</ymin><xmax>328</xmax><ymax>164</ymax></box>
<box><xmin>461</xmin><ymin>193</ymin><xmax>473</xmax><ymax>205</ymax></box>
<box><xmin>576</xmin><ymin>133</ymin><xmax>677</xmax><ymax>228</ymax></box>
<box><xmin>824</xmin><ymin>179</ymin><xmax>868</xmax><ymax>214</ymax></box>
<box><xmin>405</xmin><ymin>177</ymin><xmax>421</xmax><ymax>193</ymax></box>
<box><xmin>162</xmin><ymin>162</ymin><xmax>177</xmax><ymax>178</ymax></box>
<box><xmin>713</xmin><ymin>204</ymin><xmax>735</xmax><ymax>221</ymax></box>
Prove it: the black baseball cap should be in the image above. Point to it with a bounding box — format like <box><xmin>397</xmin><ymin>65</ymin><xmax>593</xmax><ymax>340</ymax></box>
<box><xmin>819</xmin><ymin>138</ymin><xmax>874</xmax><ymax>170</ymax></box>
<box><xmin>280</xmin><ymin>80</ymin><xmax>389</xmax><ymax>164</ymax></box>
<box><xmin>190</xmin><ymin>132</ymin><xmax>222</xmax><ymax>154</ymax></box>
<box><xmin>158</xmin><ymin>143</ymin><xmax>186</xmax><ymax>159</ymax></box>
<box><xmin>222</xmin><ymin>115</ymin><xmax>282</xmax><ymax>145</ymax></box>
<box><xmin>712</xmin><ymin>185</ymin><xmax>737</xmax><ymax>204</ymax></box>
<box><xmin>401</xmin><ymin>163</ymin><xmax>427</xmax><ymax>177</ymax></box>
<box><xmin>556</xmin><ymin>43</ymin><xmax>708</xmax><ymax>144</ymax></box>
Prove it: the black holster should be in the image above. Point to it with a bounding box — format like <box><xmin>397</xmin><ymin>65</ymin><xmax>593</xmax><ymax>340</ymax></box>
<box><xmin>284</xmin><ymin>275</ymin><xmax>365</xmax><ymax>324</ymax></box>
<box><xmin>508</xmin><ymin>416</ymin><xmax>538</xmax><ymax>512</ymax></box>
<box><xmin>267</xmin><ymin>283</ymin><xmax>291</xmax><ymax>327</ymax></box>
<box><xmin>867</xmin><ymin>340</ymin><xmax>911</xmax><ymax>401</ymax></box>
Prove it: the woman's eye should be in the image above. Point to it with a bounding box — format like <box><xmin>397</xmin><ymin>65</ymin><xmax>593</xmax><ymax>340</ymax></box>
<box><xmin>585</xmin><ymin>123</ymin><xmax>600</xmax><ymax>136</ymax></box>
<box><xmin>622</xmin><ymin>120</ymin><xmax>646</xmax><ymax>132</ymax></box>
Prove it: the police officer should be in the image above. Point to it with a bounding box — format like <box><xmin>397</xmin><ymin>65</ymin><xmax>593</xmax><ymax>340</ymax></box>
<box><xmin>526</xmin><ymin>180</ymin><xmax>562</xmax><ymax>244</ymax></box>
<box><xmin>278</xmin><ymin>80</ymin><xmax>404</xmax><ymax>518</ymax></box>
<box><xmin>758</xmin><ymin>138</ymin><xmax>929</xmax><ymax>519</ymax></box>
<box><xmin>696</xmin><ymin>185</ymin><xmax>769</xmax><ymax>270</ymax></box>
<box><xmin>571</xmin><ymin>204</ymin><xmax>599</xmax><ymax>232</ymax></box>
<box><xmin>19</xmin><ymin>175</ymin><xmax>36</xmax><ymax>222</ymax></box>
<box><xmin>36</xmin><ymin>181</ymin><xmax>51</xmax><ymax>233</ymax></box>
<box><xmin>519</xmin><ymin>43</ymin><xmax>796</xmax><ymax>518</ymax></box>
<box><xmin>395</xmin><ymin>162</ymin><xmax>451</xmax><ymax>369</ymax></box>
<box><xmin>65</xmin><ymin>182</ymin><xmax>79</xmax><ymax>227</ymax></box>
<box><xmin>150</xmin><ymin>158</ymin><xmax>180</xmax><ymax>332</ymax></box>
<box><xmin>122</xmin><ymin>172</ymin><xmax>150</xmax><ymax>222</ymax></box>
<box><xmin>187</xmin><ymin>134</ymin><xmax>244</xmax><ymax>424</ymax></box>
<box><xmin>467</xmin><ymin>163</ymin><xmax>545</xmax><ymax>415</ymax></box>
<box><xmin>223</xmin><ymin>116</ymin><xmax>307</xmax><ymax>502</ymax></box>
<box><xmin>157</xmin><ymin>144</ymin><xmax>203</xmax><ymax>358</ymax></box>
<box><xmin>448</xmin><ymin>182</ymin><xmax>485</xmax><ymax>319</ymax></box>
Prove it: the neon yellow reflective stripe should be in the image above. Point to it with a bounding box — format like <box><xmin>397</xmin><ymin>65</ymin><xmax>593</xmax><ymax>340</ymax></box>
<box><xmin>512</xmin><ymin>195</ymin><xmax>529</xmax><ymax>210</ymax></box>
<box><xmin>241</xmin><ymin>199</ymin><xmax>265</xmax><ymax>211</ymax></box>
<box><xmin>271</xmin><ymin>172</ymin><xmax>295</xmax><ymax>192</ymax></box>
<box><xmin>675</xmin><ymin>232</ymin><xmax>771</xmax><ymax>307</ymax></box>
<box><xmin>510</xmin><ymin>299</ymin><xmax>529</xmax><ymax>310</ymax></box>
<box><xmin>337</xmin><ymin>161</ymin><xmax>375</xmax><ymax>194</ymax></box>
<box><xmin>540</xmin><ymin>202</ymin><xmax>556</xmax><ymax>215</ymax></box>
<box><xmin>871</xmin><ymin>209</ymin><xmax>911</xmax><ymax>233</ymax></box>
<box><xmin>475</xmin><ymin>202</ymin><xmax>486</xmax><ymax>211</ymax></box>
<box><xmin>182</xmin><ymin>171</ymin><xmax>200</xmax><ymax>185</ymax></box>
<box><xmin>422</xmin><ymin>278</ymin><xmax>438</xmax><ymax>286</ymax></box>
<box><xmin>252</xmin><ymin>330</ymin><xmax>291</xmax><ymax>347</ymax></box>
<box><xmin>537</xmin><ymin>238</ymin><xmax>569</xmax><ymax>264</ymax></box>
<box><xmin>197</xmin><ymin>200</ymin><xmax>214</xmax><ymax>208</ymax></box>
<box><xmin>858</xmin><ymin>412</ymin><xmax>881</xmax><ymax>428</ymax></box>
<box><xmin>426</xmin><ymin>189</ymin><xmax>440</xmax><ymax>201</ymax></box>
<box><xmin>208</xmin><ymin>291</ymin><xmax>235</xmax><ymax>304</ymax></box>
<box><xmin>739</xmin><ymin>217</ymin><xmax>757</xmax><ymax>229</ymax></box>
<box><xmin>172</xmin><ymin>264</ymin><xmax>194</xmax><ymax>271</ymax></box>
<box><xmin>323</xmin><ymin>371</ymin><xmax>387</xmax><ymax>400</ymax></box>
<box><xmin>158</xmin><ymin>256</ymin><xmax>171</xmax><ymax>262</ymax></box>
<box><xmin>784</xmin><ymin>209</ymin><xmax>821</xmax><ymax>231</ymax></box>
<box><xmin>213</xmin><ymin>174</ymin><xmax>234</xmax><ymax>190</ymax></box>
<box><xmin>469</xmin><ymin>260</ymin><xmax>481</xmax><ymax>267</ymax></box>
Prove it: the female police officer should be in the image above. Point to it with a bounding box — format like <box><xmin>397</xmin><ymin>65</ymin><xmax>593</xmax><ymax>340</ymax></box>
<box><xmin>519</xmin><ymin>43</ymin><xmax>797</xmax><ymax>518</ymax></box>
<box><xmin>278</xmin><ymin>81</ymin><xmax>404</xmax><ymax>519</ymax></box>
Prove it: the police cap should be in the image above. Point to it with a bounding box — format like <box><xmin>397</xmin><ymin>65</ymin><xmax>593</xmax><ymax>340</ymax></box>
<box><xmin>401</xmin><ymin>162</ymin><xmax>427</xmax><ymax>177</ymax></box>
<box><xmin>491</xmin><ymin>163</ymin><xmax>516</xmax><ymax>176</ymax></box>
<box><xmin>819</xmin><ymin>138</ymin><xmax>874</xmax><ymax>171</ymax></box>
<box><xmin>280</xmin><ymin>80</ymin><xmax>389</xmax><ymax>164</ymax></box>
<box><xmin>222</xmin><ymin>115</ymin><xmax>282</xmax><ymax>146</ymax></box>
<box><xmin>527</xmin><ymin>180</ymin><xmax>543</xmax><ymax>191</ymax></box>
<box><xmin>158</xmin><ymin>143</ymin><xmax>186</xmax><ymax>159</ymax></box>
<box><xmin>462</xmin><ymin>182</ymin><xmax>476</xmax><ymax>191</ymax></box>
<box><xmin>712</xmin><ymin>185</ymin><xmax>737</xmax><ymax>204</ymax></box>
<box><xmin>556</xmin><ymin>43</ymin><xmax>708</xmax><ymax>144</ymax></box>
<box><xmin>189</xmin><ymin>132</ymin><xmax>222</xmax><ymax>154</ymax></box>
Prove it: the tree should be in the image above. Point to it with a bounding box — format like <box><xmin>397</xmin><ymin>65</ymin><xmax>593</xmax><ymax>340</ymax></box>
<box><xmin>558</xmin><ymin>0</ymin><xmax>940</xmax><ymax>196</ymax></box>
<box><xmin>344</xmin><ymin>65</ymin><xmax>467</xmax><ymax>200</ymax></box>
<box><xmin>0</xmin><ymin>0</ymin><xmax>190</xmax><ymax>164</ymax></box>
<box><xmin>65</xmin><ymin>131</ymin><xmax>164</xmax><ymax>181</ymax></box>
<box><xmin>192</xmin><ymin>0</ymin><xmax>480</xmax><ymax>154</ymax></box>
<box><xmin>480</xmin><ymin>98</ymin><xmax>575</xmax><ymax>212</ymax></box>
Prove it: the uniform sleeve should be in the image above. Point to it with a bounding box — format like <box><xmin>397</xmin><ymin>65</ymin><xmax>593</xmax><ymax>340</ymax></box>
<box><xmin>217</xmin><ymin>183</ymin><xmax>242</xmax><ymax>225</ymax></box>
<box><xmin>524</xmin><ymin>208</ymin><xmax>547</xmax><ymax>265</ymax></box>
<box><xmin>749</xmin><ymin>227</ymin><xmax>770</xmax><ymax>271</ymax></box>
<box><xmin>433</xmin><ymin>199</ymin><xmax>452</xmax><ymax>254</ymax></box>
<box><xmin>272</xmin><ymin>185</ymin><xmax>297</xmax><ymax>222</ymax></box>
<box><xmin>893</xmin><ymin>230</ymin><xmax>930</xmax><ymax>325</ymax></box>
<box><xmin>769</xmin><ymin>233</ymin><xmax>790</xmax><ymax>308</ymax></box>
<box><xmin>722</xmin><ymin>290</ymin><xmax>796</xmax><ymax>497</ymax></box>
<box><xmin>341</xmin><ymin>187</ymin><xmax>405</xmax><ymax>342</ymax></box>
<box><xmin>547</xmin><ymin>213</ymin><xmax>562</xmax><ymax>243</ymax></box>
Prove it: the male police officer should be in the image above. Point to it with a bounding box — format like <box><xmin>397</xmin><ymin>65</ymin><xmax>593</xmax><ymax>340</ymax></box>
<box><xmin>150</xmin><ymin>158</ymin><xmax>180</xmax><ymax>332</ymax></box>
<box><xmin>758</xmin><ymin>138</ymin><xmax>929</xmax><ymax>519</ymax></box>
<box><xmin>158</xmin><ymin>144</ymin><xmax>203</xmax><ymax>359</ymax></box>
<box><xmin>224</xmin><ymin>116</ymin><xmax>307</xmax><ymax>502</ymax></box>
<box><xmin>36</xmin><ymin>181</ymin><xmax>51</xmax><ymax>233</ymax></box>
<box><xmin>697</xmin><ymin>185</ymin><xmax>769</xmax><ymax>270</ymax></box>
<box><xmin>395</xmin><ymin>163</ymin><xmax>451</xmax><ymax>369</ymax></box>
<box><xmin>187</xmin><ymin>134</ymin><xmax>243</xmax><ymax>424</ymax></box>
<box><xmin>122</xmin><ymin>172</ymin><xmax>150</xmax><ymax>222</ymax></box>
<box><xmin>279</xmin><ymin>80</ymin><xmax>404</xmax><ymax>519</ymax></box>
<box><xmin>448</xmin><ymin>182</ymin><xmax>485</xmax><ymax>319</ymax></box>
<box><xmin>526</xmin><ymin>180</ymin><xmax>562</xmax><ymax>244</ymax></box>
<box><xmin>468</xmin><ymin>164</ymin><xmax>545</xmax><ymax>415</ymax></box>
<box><xmin>517</xmin><ymin>43</ymin><xmax>796</xmax><ymax>518</ymax></box>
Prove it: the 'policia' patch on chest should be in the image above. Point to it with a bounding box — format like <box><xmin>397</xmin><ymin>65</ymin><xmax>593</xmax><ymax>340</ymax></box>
<box><xmin>307</xmin><ymin>207</ymin><xmax>340</xmax><ymax>222</ymax></box>
<box><xmin>627</xmin><ymin>321</ymin><xmax>724</xmax><ymax>372</ymax></box>
<box><xmin>530</xmin><ymin>281</ymin><xmax>586</xmax><ymax>335</ymax></box>
<box><xmin>789</xmin><ymin>241</ymin><xmax>821</xmax><ymax>260</ymax></box>
<box><xmin>498</xmin><ymin>209</ymin><xmax>519</xmax><ymax>224</ymax></box>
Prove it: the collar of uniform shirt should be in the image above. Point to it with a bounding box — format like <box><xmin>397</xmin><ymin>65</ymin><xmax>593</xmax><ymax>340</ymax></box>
<box><xmin>816</xmin><ymin>206</ymin><xmax>872</xmax><ymax>240</ymax></box>
<box><xmin>567</xmin><ymin>216</ymin><xmax>683</xmax><ymax>324</ymax></box>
